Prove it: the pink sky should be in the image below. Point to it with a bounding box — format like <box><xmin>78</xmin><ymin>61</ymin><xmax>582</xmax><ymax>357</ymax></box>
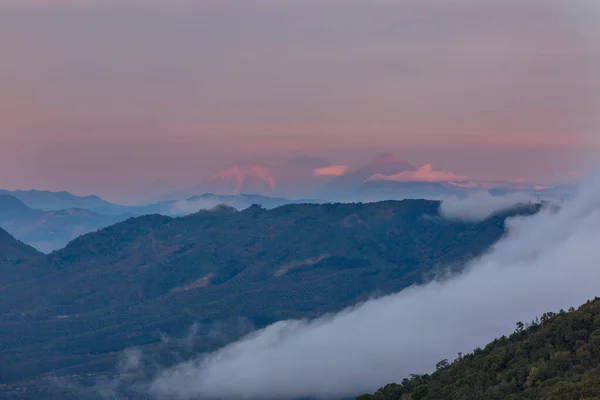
<box><xmin>1</xmin><ymin>0</ymin><xmax>599</xmax><ymax>200</ymax></box>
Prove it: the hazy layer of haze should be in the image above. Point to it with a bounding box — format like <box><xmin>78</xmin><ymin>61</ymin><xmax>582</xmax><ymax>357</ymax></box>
<box><xmin>1</xmin><ymin>0</ymin><xmax>599</xmax><ymax>200</ymax></box>
<box><xmin>149</xmin><ymin>171</ymin><xmax>600</xmax><ymax>399</ymax></box>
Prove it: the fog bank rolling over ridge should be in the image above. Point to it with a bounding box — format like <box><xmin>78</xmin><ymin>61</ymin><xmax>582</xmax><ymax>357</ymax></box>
<box><xmin>150</xmin><ymin>171</ymin><xmax>600</xmax><ymax>400</ymax></box>
<box><xmin>440</xmin><ymin>191</ymin><xmax>533</xmax><ymax>221</ymax></box>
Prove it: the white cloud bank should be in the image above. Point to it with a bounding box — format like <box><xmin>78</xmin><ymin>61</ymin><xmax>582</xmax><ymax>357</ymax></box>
<box><xmin>440</xmin><ymin>191</ymin><xmax>533</xmax><ymax>221</ymax></box>
<box><xmin>150</xmin><ymin>172</ymin><xmax>600</xmax><ymax>400</ymax></box>
<box><xmin>313</xmin><ymin>165</ymin><xmax>349</xmax><ymax>177</ymax></box>
<box><xmin>367</xmin><ymin>164</ymin><xmax>470</xmax><ymax>183</ymax></box>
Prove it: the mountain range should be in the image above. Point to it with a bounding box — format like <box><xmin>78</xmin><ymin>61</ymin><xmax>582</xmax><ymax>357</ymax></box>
<box><xmin>0</xmin><ymin>195</ymin><xmax>130</xmax><ymax>253</ymax></box>
<box><xmin>156</xmin><ymin>153</ymin><xmax>426</xmax><ymax>201</ymax></box>
<box><xmin>0</xmin><ymin>192</ymin><xmax>325</xmax><ymax>252</ymax></box>
<box><xmin>0</xmin><ymin>199</ymin><xmax>540</xmax><ymax>395</ymax></box>
<box><xmin>152</xmin><ymin>155</ymin><xmax>336</xmax><ymax>201</ymax></box>
<box><xmin>0</xmin><ymin>153</ymin><xmax>571</xmax><ymax>253</ymax></box>
<box><xmin>153</xmin><ymin>153</ymin><xmax>572</xmax><ymax>203</ymax></box>
<box><xmin>2</xmin><ymin>154</ymin><xmax>573</xmax><ymax>213</ymax></box>
<box><xmin>0</xmin><ymin>189</ymin><xmax>129</xmax><ymax>216</ymax></box>
<box><xmin>316</xmin><ymin>153</ymin><xmax>417</xmax><ymax>199</ymax></box>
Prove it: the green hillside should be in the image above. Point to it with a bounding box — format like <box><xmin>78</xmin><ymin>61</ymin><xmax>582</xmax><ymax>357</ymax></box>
<box><xmin>359</xmin><ymin>298</ymin><xmax>600</xmax><ymax>400</ymax></box>
<box><xmin>0</xmin><ymin>200</ymin><xmax>539</xmax><ymax>387</ymax></box>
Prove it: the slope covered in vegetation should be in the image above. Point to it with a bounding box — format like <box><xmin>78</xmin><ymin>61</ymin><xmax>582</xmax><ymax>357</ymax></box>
<box><xmin>359</xmin><ymin>298</ymin><xmax>600</xmax><ymax>400</ymax></box>
<box><xmin>0</xmin><ymin>200</ymin><xmax>538</xmax><ymax>387</ymax></box>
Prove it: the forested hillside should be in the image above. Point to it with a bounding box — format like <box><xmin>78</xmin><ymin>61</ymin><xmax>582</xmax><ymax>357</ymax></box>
<box><xmin>359</xmin><ymin>298</ymin><xmax>600</xmax><ymax>400</ymax></box>
<box><xmin>0</xmin><ymin>200</ymin><xmax>538</xmax><ymax>391</ymax></box>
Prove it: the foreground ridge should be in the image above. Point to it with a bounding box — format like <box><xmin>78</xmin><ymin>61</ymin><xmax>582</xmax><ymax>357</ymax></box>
<box><xmin>359</xmin><ymin>297</ymin><xmax>600</xmax><ymax>400</ymax></box>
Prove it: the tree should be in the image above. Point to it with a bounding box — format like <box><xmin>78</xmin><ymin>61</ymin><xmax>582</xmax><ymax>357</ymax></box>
<box><xmin>436</xmin><ymin>359</ymin><xmax>450</xmax><ymax>371</ymax></box>
<box><xmin>515</xmin><ymin>321</ymin><xmax>525</xmax><ymax>333</ymax></box>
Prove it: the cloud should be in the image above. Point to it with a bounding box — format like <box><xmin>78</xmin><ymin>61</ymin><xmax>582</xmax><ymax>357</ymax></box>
<box><xmin>150</xmin><ymin>172</ymin><xmax>600</xmax><ymax>400</ymax></box>
<box><xmin>367</xmin><ymin>164</ymin><xmax>470</xmax><ymax>183</ymax></box>
<box><xmin>313</xmin><ymin>165</ymin><xmax>349</xmax><ymax>177</ymax></box>
<box><xmin>447</xmin><ymin>179</ymin><xmax>559</xmax><ymax>192</ymax></box>
<box><xmin>440</xmin><ymin>191</ymin><xmax>533</xmax><ymax>221</ymax></box>
<box><xmin>118</xmin><ymin>348</ymin><xmax>143</xmax><ymax>372</ymax></box>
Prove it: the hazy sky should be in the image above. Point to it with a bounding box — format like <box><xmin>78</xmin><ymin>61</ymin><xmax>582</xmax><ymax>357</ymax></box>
<box><xmin>1</xmin><ymin>0</ymin><xmax>600</xmax><ymax>200</ymax></box>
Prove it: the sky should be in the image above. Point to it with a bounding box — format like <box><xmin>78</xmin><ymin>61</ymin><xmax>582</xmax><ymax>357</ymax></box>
<box><xmin>1</xmin><ymin>0</ymin><xmax>600</xmax><ymax>200</ymax></box>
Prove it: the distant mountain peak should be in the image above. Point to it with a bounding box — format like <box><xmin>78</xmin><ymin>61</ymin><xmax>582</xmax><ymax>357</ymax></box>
<box><xmin>338</xmin><ymin>153</ymin><xmax>416</xmax><ymax>181</ymax></box>
<box><xmin>0</xmin><ymin>194</ymin><xmax>30</xmax><ymax>213</ymax></box>
<box><xmin>315</xmin><ymin>153</ymin><xmax>418</xmax><ymax>199</ymax></box>
<box><xmin>0</xmin><ymin>189</ymin><xmax>120</xmax><ymax>214</ymax></box>
<box><xmin>206</xmin><ymin>163</ymin><xmax>276</xmax><ymax>195</ymax></box>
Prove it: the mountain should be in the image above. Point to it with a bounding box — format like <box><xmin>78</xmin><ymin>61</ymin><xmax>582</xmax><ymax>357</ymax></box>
<box><xmin>318</xmin><ymin>153</ymin><xmax>417</xmax><ymax>200</ymax></box>
<box><xmin>0</xmin><ymin>193</ymin><xmax>32</xmax><ymax>217</ymax></box>
<box><xmin>359</xmin><ymin>297</ymin><xmax>600</xmax><ymax>400</ymax></box>
<box><xmin>0</xmin><ymin>188</ymin><xmax>315</xmax><ymax>220</ymax></box>
<box><xmin>350</xmin><ymin>153</ymin><xmax>417</xmax><ymax>180</ymax></box>
<box><xmin>169</xmin><ymin>193</ymin><xmax>324</xmax><ymax>215</ymax></box>
<box><xmin>0</xmin><ymin>226</ymin><xmax>42</xmax><ymax>262</ymax></box>
<box><xmin>0</xmin><ymin>195</ymin><xmax>130</xmax><ymax>252</ymax></box>
<box><xmin>152</xmin><ymin>163</ymin><xmax>281</xmax><ymax>200</ymax></box>
<box><xmin>0</xmin><ymin>227</ymin><xmax>44</xmax><ymax>284</ymax></box>
<box><xmin>0</xmin><ymin>200</ymin><xmax>540</xmax><ymax>389</ymax></box>
<box><xmin>155</xmin><ymin>156</ymin><xmax>333</xmax><ymax>200</ymax></box>
<box><xmin>0</xmin><ymin>189</ymin><xmax>174</xmax><ymax>217</ymax></box>
<box><xmin>276</xmin><ymin>155</ymin><xmax>334</xmax><ymax>197</ymax></box>
<box><xmin>0</xmin><ymin>189</ymin><xmax>128</xmax><ymax>215</ymax></box>
<box><xmin>202</xmin><ymin>162</ymin><xmax>277</xmax><ymax>195</ymax></box>
<box><xmin>0</xmin><ymin>190</ymin><xmax>329</xmax><ymax>248</ymax></box>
